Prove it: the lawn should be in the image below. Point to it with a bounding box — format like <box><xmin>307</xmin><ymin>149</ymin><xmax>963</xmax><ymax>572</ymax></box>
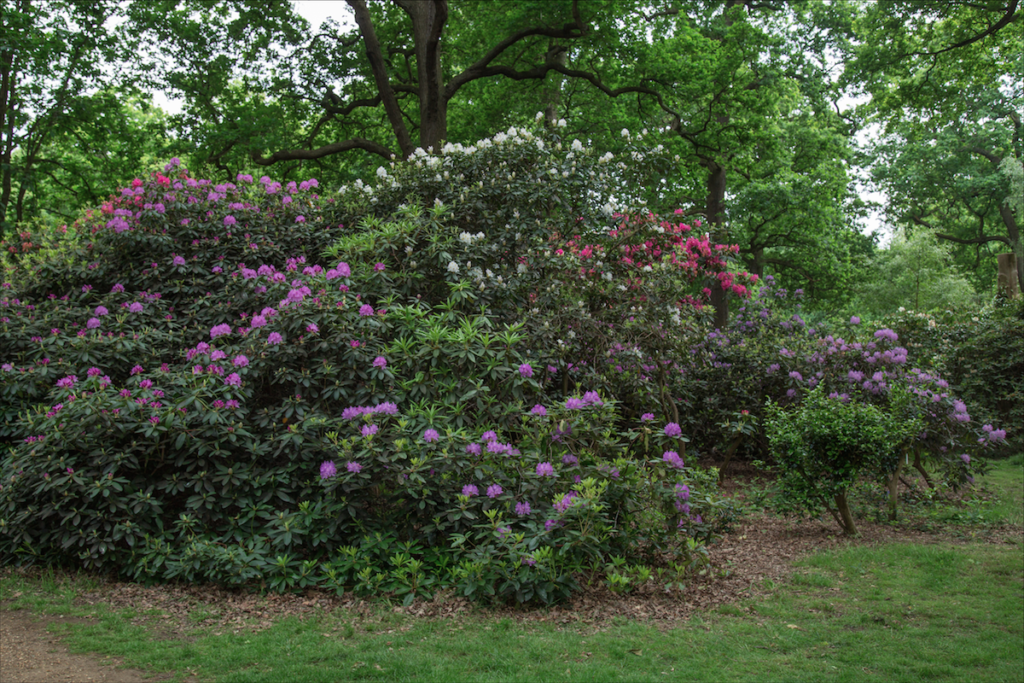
<box><xmin>2</xmin><ymin>459</ymin><xmax>1021</xmax><ymax>683</ymax></box>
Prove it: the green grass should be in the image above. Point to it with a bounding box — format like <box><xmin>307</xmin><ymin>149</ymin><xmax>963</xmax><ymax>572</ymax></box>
<box><xmin>2</xmin><ymin>462</ymin><xmax>1020</xmax><ymax>682</ymax></box>
<box><xmin>977</xmin><ymin>457</ymin><xmax>1024</xmax><ymax>527</ymax></box>
<box><xmin>3</xmin><ymin>539</ymin><xmax>1022</xmax><ymax>683</ymax></box>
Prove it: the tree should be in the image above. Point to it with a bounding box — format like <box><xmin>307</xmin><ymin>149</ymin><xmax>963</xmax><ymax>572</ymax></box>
<box><xmin>12</xmin><ymin>92</ymin><xmax>174</xmax><ymax>224</ymax></box>
<box><xmin>855</xmin><ymin>230</ymin><xmax>978</xmax><ymax>315</ymax></box>
<box><xmin>0</xmin><ymin>0</ymin><xmax>133</xmax><ymax>234</ymax></box>
<box><xmin>129</xmin><ymin>0</ymin><xmax>669</xmax><ymax>168</ymax></box>
<box><xmin>847</xmin><ymin>0</ymin><xmax>1023</xmax><ymax>293</ymax></box>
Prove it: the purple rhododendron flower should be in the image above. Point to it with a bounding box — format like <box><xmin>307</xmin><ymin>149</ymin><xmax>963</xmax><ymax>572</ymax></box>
<box><xmin>850</xmin><ymin>316</ymin><xmax>861</xmax><ymax>325</ymax></box>
<box><xmin>641</xmin><ymin>413</ymin><xmax>655</xmax><ymax>422</ymax></box>
<box><xmin>95</xmin><ymin>306</ymin><xmax>108</xmax><ymax>316</ymax></box>
<box><xmin>462</xmin><ymin>484</ymin><xmax>479</xmax><ymax>497</ymax></box>
<box><xmin>487</xmin><ymin>484</ymin><xmax>503</xmax><ymax>498</ymax></box>
<box><xmin>306</xmin><ymin>323</ymin><xmax>319</xmax><ymax>333</ymax></box>
<box><xmin>267</xmin><ymin>332</ymin><xmax>283</xmax><ymax>344</ymax></box>
<box><xmin>960</xmin><ymin>453</ymin><xmax>970</xmax><ymax>464</ymax></box>
<box><xmin>465</xmin><ymin>443</ymin><xmax>482</xmax><ymax>455</ymax></box>
<box><xmin>347</xmin><ymin>461</ymin><xmax>362</xmax><ymax>473</ymax></box>
<box><xmin>565</xmin><ymin>398</ymin><xmax>585</xmax><ymax>410</ymax></box>
<box><xmin>515</xmin><ymin>501</ymin><xmax>531</xmax><ymax>516</ymax></box>
<box><xmin>210</xmin><ymin>323</ymin><xmax>231</xmax><ymax>338</ymax></box>
<box><xmin>423</xmin><ymin>428</ymin><xmax>440</xmax><ymax>443</ymax></box>
<box><xmin>130</xmin><ymin>365</ymin><xmax>144</xmax><ymax>375</ymax></box>
<box><xmin>482</xmin><ymin>430</ymin><xmax>498</xmax><ymax>442</ymax></box>
<box><xmin>562</xmin><ymin>454</ymin><xmax>578</xmax><ymax>466</ymax></box>
<box><xmin>663</xmin><ymin>451</ymin><xmax>684</xmax><ymax>468</ymax></box>
<box><xmin>373</xmin><ymin>262</ymin><xmax>385</xmax><ymax>272</ymax></box>
<box><xmin>320</xmin><ymin>461</ymin><xmax>337</xmax><ymax>479</ymax></box>
<box><xmin>233</xmin><ymin>355</ymin><xmax>249</xmax><ymax>367</ymax></box>
<box><xmin>173</xmin><ymin>255</ymin><xmax>186</xmax><ymax>266</ymax></box>
<box><xmin>129</xmin><ymin>302</ymin><xmax>144</xmax><ymax>313</ymax></box>
<box><xmin>86</xmin><ymin>317</ymin><xmax>100</xmax><ymax>329</ymax></box>
<box><xmin>582</xmin><ymin>391</ymin><xmax>602</xmax><ymax>405</ymax></box>
<box><xmin>373</xmin><ymin>356</ymin><xmax>387</xmax><ymax>368</ymax></box>
<box><xmin>519</xmin><ymin>363</ymin><xmax>533</xmax><ymax>378</ymax></box>
<box><xmin>531</xmin><ymin>404</ymin><xmax>547</xmax><ymax>416</ymax></box>
<box><xmin>521</xmin><ymin>556</ymin><xmax>536</xmax><ymax>567</ymax></box>
<box><xmin>664</xmin><ymin>422</ymin><xmax>682</xmax><ymax>437</ymax></box>
<box><xmin>224</xmin><ymin>373</ymin><xmax>242</xmax><ymax>386</ymax></box>
<box><xmin>536</xmin><ymin>462</ymin><xmax>555</xmax><ymax>477</ymax></box>
<box><xmin>874</xmin><ymin>328</ymin><xmax>898</xmax><ymax>343</ymax></box>
<box><xmin>224</xmin><ymin>215</ymin><xmax>236</xmax><ymax>226</ymax></box>
<box><xmin>359</xmin><ymin>304</ymin><xmax>374</xmax><ymax>316</ymax></box>
<box><xmin>361</xmin><ymin>424</ymin><xmax>378</xmax><ymax>437</ymax></box>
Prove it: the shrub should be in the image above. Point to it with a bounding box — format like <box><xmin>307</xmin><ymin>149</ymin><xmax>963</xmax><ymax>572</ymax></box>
<box><xmin>764</xmin><ymin>383</ymin><xmax>920</xmax><ymax>535</ymax></box>
<box><xmin>676</xmin><ymin>277</ymin><xmax>1009</xmax><ymax>490</ymax></box>
<box><xmin>1</xmin><ymin>128</ymin><xmax>745</xmax><ymax>602</ymax></box>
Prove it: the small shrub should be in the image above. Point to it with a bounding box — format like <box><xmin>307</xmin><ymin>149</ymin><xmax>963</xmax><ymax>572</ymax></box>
<box><xmin>764</xmin><ymin>384</ymin><xmax>919</xmax><ymax>535</ymax></box>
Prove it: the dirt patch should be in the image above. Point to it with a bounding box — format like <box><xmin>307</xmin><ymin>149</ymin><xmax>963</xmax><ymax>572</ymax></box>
<box><xmin>0</xmin><ymin>609</ymin><xmax>154</xmax><ymax>683</ymax></box>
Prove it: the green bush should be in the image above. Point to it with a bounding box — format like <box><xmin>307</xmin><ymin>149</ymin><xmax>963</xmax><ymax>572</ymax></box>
<box><xmin>764</xmin><ymin>383</ymin><xmax>920</xmax><ymax>535</ymax></box>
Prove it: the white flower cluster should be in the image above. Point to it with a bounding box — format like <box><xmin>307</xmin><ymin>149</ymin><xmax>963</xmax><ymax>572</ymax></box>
<box><xmin>459</xmin><ymin>231</ymin><xmax>485</xmax><ymax>245</ymax></box>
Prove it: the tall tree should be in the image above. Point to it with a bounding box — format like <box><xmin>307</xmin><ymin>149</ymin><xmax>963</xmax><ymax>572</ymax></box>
<box><xmin>848</xmin><ymin>0</ymin><xmax>1023</xmax><ymax>293</ymax></box>
<box><xmin>0</xmin><ymin>0</ymin><xmax>131</xmax><ymax>234</ymax></box>
<box><xmin>129</xmin><ymin>0</ymin><xmax>669</xmax><ymax>170</ymax></box>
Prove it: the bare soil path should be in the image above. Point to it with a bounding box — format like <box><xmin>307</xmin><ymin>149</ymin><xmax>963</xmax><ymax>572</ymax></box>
<box><xmin>0</xmin><ymin>609</ymin><xmax>152</xmax><ymax>683</ymax></box>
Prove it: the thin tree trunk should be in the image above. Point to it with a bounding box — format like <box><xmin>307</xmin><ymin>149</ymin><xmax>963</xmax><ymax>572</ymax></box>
<box><xmin>888</xmin><ymin>451</ymin><xmax>904</xmax><ymax>521</ymax></box>
<box><xmin>704</xmin><ymin>160</ymin><xmax>729</xmax><ymax>328</ymax></box>
<box><xmin>834</xmin><ymin>490</ymin><xmax>857</xmax><ymax>536</ymax></box>
<box><xmin>348</xmin><ymin>0</ymin><xmax>415</xmax><ymax>158</ymax></box>
<box><xmin>912</xmin><ymin>450</ymin><xmax>934</xmax><ymax>489</ymax></box>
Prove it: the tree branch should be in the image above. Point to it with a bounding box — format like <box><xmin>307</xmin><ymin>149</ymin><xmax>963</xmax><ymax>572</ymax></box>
<box><xmin>320</xmin><ymin>89</ymin><xmax>383</xmax><ymax>117</ymax></box>
<box><xmin>445</xmin><ymin>1</ymin><xmax>589</xmax><ymax>100</ymax></box>
<box><xmin>912</xmin><ymin>0</ymin><xmax>1018</xmax><ymax>57</ymax></box>
<box><xmin>251</xmin><ymin>138</ymin><xmax>394</xmax><ymax>165</ymax></box>
<box><xmin>967</xmin><ymin>145</ymin><xmax>1003</xmax><ymax>166</ymax></box>
<box><xmin>346</xmin><ymin>0</ymin><xmax>415</xmax><ymax>157</ymax></box>
<box><xmin>935</xmin><ymin>232</ymin><xmax>1012</xmax><ymax>247</ymax></box>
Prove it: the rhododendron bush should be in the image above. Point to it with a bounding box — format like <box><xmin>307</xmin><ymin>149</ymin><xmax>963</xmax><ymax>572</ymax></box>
<box><xmin>0</xmin><ymin>124</ymin><xmax>747</xmax><ymax>601</ymax></box>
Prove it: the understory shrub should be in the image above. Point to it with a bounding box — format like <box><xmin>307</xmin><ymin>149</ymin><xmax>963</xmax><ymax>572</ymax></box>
<box><xmin>765</xmin><ymin>383</ymin><xmax>920</xmax><ymax>535</ymax></box>
<box><xmin>1</xmin><ymin>123</ymin><xmax>747</xmax><ymax>602</ymax></box>
<box><xmin>677</xmin><ymin>278</ymin><xmax>1009</xmax><ymax>491</ymax></box>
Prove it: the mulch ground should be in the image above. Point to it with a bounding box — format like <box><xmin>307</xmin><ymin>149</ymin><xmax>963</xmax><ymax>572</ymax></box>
<box><xmin>2</xmin><ymin>475</ymin><xmax>1021</xmax><ymax>681</ymax></box>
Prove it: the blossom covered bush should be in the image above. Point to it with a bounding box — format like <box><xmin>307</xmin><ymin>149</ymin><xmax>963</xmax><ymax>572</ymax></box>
<box><xmin>678</xmin><ymin>278</ymin><xmax>1009</xmax><ymax>495</ymax></box>
<box><xmin>0</xmin><ymin>124</ymin><xmax>747</xmax><ymax>601</ymax></box>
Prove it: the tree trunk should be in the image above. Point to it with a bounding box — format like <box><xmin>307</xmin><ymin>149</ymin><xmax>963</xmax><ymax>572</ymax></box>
<box><xmin>348</xmin><ymin>0</ymin><xmax>415</xmax><ymax>158</ymax></box>
<box><xmin>888</xmin><ymin>451</ymin><xmax>904</xmax><ymax>521</ymax></box>
<box><xmin>912</xmin><ymin>449</ymin><xmax>934</xmax><ymax>489</ymax></box>
<box><xmin>400</xmin><ymin>0</ymin><xmax>448</xmax><ymax>151</ymax></box>
<box><xmin>704</xmin><ymin>159</ymin><xmax>729</xmax><ymax>328</ymax></box>
<box><xmin>834</xmin><ymin>490</ymin><xmax>857</xmax><ymax>536</ymax></box>
<box><xmin>996</xmin><ymin>203</ymin><xmax>1023</xmax><ymax>294</ymax></box>
<box><xmin>997</xmin><ymin>252</ymin><xmax>1020</xmax><ymax>299</ymax></box>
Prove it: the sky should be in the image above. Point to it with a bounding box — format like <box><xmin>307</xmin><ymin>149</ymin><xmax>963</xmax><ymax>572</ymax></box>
<box><xmin>153</xmin><ymin>0</ymin><xmax>888</xmax><ymax>241</ymax></box>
